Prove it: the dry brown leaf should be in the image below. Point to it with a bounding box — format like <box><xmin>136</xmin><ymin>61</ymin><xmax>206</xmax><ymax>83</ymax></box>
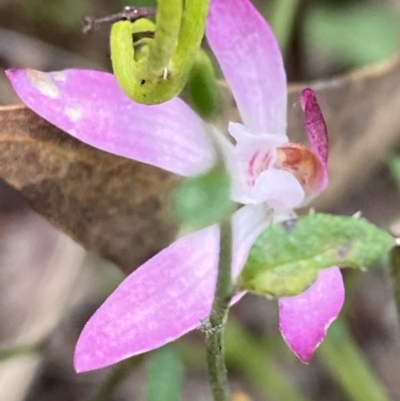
<box><xmin>0</xmin><ymin>105</ymin><xmax>178</xmax><ymax>274</ymax></box>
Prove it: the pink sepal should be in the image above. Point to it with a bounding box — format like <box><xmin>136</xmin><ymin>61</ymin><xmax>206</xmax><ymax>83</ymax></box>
<box><xmin>278</xmin><ymin>266</ymin><xmax>344</xmax><ymax>363</ymax></box>
<box><xmin>6</xmin><ymin>68</ymin><xmax>213</xmax><ymax>177</ymax></box>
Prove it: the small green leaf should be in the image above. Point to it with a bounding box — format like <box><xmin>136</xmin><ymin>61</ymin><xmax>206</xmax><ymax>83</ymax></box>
<box><xmin>186</xmin><ymin>50</ymin><xmax>221</xmax><ymax>120</ymax></box>
<box><xmin>146</xmin><ymin>344</ymin><xmax>184</xmax><ymax>401</ymax></box>
<box><xmin>239</xmin><ymin>213</ymin><xmax>394</xmax><ymax>297</ymax></box>
<box><xmin>173</xmin><ymin>165</ymin><xmax>233</xmax><ymax>230</ymax></box>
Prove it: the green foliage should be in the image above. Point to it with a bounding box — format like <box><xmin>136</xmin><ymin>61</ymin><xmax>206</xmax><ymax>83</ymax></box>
<box><xmin>20</xmin><ymin>0</ymin><xmax>90</xmax><ymax>31</ymax></box>
<box><xmin>388</xmin><ymin>156</ymin><xmax>400</xmax><ymax>190</ymax></box>
<box><xmin>110</xmin><ymin>0</ymin><xmax>210</xmax><ymax>104</ymax></box>
<box><xmin>319</xmin><ymin>320</ymin><xmax>391</xmax><ymax>401</ymax></box>
<box><xmin>239</xmin><ymin>213</ymin><xmax>394</xmax><ymax>297</ymax></box>
<box><xmin>146</xmin><ymin>344</ymin><xmax>184</xmax><ymax>401</ymax></box>
<box><xmin>173</xmin><ymin>165</ymin><xmax>233</xmax><ymax>230</ymax></box>
<box><xmin>305</xmin><ymin>4</ymin><xmax>400</xmax><ymax>66</ymax></box>
<box><xmin>225</xmin><ymin>319</ymin><xmax>311</xmax><ymax>401</ymax></box>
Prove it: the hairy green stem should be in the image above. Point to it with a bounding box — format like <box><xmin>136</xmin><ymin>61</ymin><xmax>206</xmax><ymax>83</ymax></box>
<box><xmin>173</xmin><ymin>0</ymin><xmax>210</xmax><ymax>69</ymax></box>
<box><xmin>206</xmin><ymin>219</ymin><xmax>233</xmax><ymax>401</ymax></box>
<box><xmin>147</xmin><ymin>0</ymin><xmax>182</xmax><ymax>77</ymax></box>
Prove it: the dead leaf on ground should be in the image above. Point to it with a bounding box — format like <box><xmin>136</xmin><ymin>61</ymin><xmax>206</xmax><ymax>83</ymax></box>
<box><xmin>0</xmin><ymin>105</ymin><xmax>178</xmax><ymax>274</ymax></box>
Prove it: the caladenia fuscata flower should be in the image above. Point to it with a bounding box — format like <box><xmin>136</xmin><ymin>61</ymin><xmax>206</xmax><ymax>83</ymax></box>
<box><xmin>6</xmin><ymin>0</ymin><xmax>344</xmax><ymax>372</ymax></box>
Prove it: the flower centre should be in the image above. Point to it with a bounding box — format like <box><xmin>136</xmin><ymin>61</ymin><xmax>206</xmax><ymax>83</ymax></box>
<box><xmin>276</xmin><ymin>142</ymin><xmax>323</xmax><ymax>193</ymax></box>
<box><xmin>246</xmin><ymin>149</ymin><xmax>275</xmax><ymax>187</ymax></box>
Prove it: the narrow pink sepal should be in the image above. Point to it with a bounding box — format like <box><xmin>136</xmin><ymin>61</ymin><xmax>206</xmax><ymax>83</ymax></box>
<box><xmin>301</xmin><ymin>89</ymin><xmax>328</xmax><ymax>166</ymax></box>
<box><xmin>278</xmin><ymin>266</ymin><xmax>344</xmax><ymax>363</ymax></box>
<box><xmin>300</xmin><ymin>88</ymin><xmax>329</xmax><ymax>193</ymax></box>
<box><xmin>206</xmin><ymin>0</ymin><xmax>287</xmax><ymax>135</ymax></box>
<box><xmin>74</xmin><ymin>205</ymin><xmax>269</xmax><ymax>372</ymax></box>
<box><xmin>5</xmin><ymin>68</ymin><xmax>213</xmax><ymax>177</ymax></box>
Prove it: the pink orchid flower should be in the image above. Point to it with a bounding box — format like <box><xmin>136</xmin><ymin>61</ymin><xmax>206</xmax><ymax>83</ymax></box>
<box><xmin>5</xmin><ymin>0</ymin><xmax>344</xmax><ymax>372</ymax></box>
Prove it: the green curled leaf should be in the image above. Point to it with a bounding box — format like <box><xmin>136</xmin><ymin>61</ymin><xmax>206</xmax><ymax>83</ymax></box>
<box><xmin>110</xmin><ymin>0</ymin><xmax>210</xmax><ymax>105</ymax></box>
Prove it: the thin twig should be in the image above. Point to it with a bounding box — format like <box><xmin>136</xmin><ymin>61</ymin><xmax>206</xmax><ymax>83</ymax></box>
<box><xmin>206</xmin><ymin>219</ymin><xmax>233</xmax><ymax>401</ymax></box>
<box><xmin>83</xmin><ymin>6</ymin><xmax>156</xmax><ymax>34</ymax></box>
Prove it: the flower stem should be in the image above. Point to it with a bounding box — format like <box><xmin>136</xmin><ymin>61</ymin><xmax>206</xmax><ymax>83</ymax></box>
<box><xmin>206</xmin><ymin>219</ymin><xmax>233</xmax><ymax>401</ymax></box>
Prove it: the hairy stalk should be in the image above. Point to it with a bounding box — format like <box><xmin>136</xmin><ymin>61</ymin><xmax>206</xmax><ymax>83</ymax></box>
<box><xmin>206</xmin><ymin>219</ymin><xmax>233</xmax><ymax>401</ymax></box>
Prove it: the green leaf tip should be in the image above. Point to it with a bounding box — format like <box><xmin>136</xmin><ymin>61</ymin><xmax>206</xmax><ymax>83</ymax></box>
<box><xmin>239</xmin><ymin>213</ymin><xmax>394</xmax><ymax>298</ymax></box>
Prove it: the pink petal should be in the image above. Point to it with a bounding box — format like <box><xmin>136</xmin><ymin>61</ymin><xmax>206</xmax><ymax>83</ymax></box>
<box><xmin>6</xmin><ymin>69</ymin><xmax>213</xmax><ymax>176</ymax></box>
<box><xmin>229</xmin><ymin>122</ymin><xmax>288</xmax><ymax>151</ymax></box>
<box><xmin>300</xmin><ymin>89</ymin><xmax>328</xmax><ymax>167</ymax></box>
<box><xmin>206</xmin><ymin>0</ymin><xmax>287</xmax><ymax>134</ymax></box>
<box><xmin>74</xmin><ymin>204</ymin><xmax>269</xmax><ymax>372</ymax></box>
<box><xmin>278</xmin><ymin>267</ymin><xmax>344</xmax><ymax>363</ymax></box>
<box><xmin>251</xmin><ymin>169</ymin><xmax>305</xmax><ymax>210</ymax></box>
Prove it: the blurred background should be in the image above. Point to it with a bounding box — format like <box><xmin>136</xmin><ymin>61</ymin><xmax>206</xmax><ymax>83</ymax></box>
<box><xmin>1</xmin><ymin>0</ymin><xmax>400</xmax><ymax>400</ymax></box>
